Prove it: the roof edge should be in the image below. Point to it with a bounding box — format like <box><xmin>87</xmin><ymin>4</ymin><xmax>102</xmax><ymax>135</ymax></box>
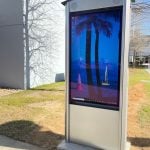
<box><xmin>61</xmin><ymin>0</ymin><xmax>73</xmax><ymax>6</ymax></box>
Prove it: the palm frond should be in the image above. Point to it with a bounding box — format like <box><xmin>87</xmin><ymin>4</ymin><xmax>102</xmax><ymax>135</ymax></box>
<box><xmin>76</xmin><ymin>19</ymin><xmax>90</xmax><ymax>34</ymax></box>
<box><xmin>96</xmin><ymin>18</ymin><xmax>112</xmax><ymax>37</ymax></box>
<box><xmin>101</xmin><ymin>11</ymin><xmax>121</xmax><ymax>22</ymax></box>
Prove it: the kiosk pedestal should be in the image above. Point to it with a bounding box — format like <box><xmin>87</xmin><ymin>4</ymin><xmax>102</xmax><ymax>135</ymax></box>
<box><xmin>60</xmin><ymin>0</ymin><xmax>130</xmax><ymax>150</ymax></box>
<box><xmin>58</xmin><ymin>140</ymin><xmax>131</xmax><ymax>150</ymax></box>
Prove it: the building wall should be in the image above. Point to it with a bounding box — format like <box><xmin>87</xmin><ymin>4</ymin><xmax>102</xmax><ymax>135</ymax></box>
<box><xmin>0</xmin><ymin>0</ymin><xmax>65</xmax><ymax>89</ymax></box>
<box><xmin>27</xmin><ymin>0</ymin><xmax>65</xmax><ymax>88</ymax></box>
<box><xmin>0</xmin><ymin>0</ymin><xmax>24</xmax><ymax>89</ymax></box>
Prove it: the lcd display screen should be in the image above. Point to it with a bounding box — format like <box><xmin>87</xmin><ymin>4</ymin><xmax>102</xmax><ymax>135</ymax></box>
<box><xmin>69</xmin><ymin>7</ymin><xmax>123</xmax><ymax>110</ymax></box>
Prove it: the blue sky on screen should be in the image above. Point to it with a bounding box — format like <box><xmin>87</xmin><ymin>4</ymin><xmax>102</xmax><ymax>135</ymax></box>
<box><xmin>71</xmin><ymin>15</ymin><xmax>121</xmax><ymax>64</ymax></box>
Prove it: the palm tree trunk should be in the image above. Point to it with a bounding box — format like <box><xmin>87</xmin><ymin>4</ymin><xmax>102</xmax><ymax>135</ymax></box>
<box><xmin>86</xmin><ymin>28</ymin><xmax>92</xmax><ymax>85</ymax></box>
<box><xmin>95</xmin><ymin>30</ymin><xmax>100</xmax><ymax>86</ymax></box>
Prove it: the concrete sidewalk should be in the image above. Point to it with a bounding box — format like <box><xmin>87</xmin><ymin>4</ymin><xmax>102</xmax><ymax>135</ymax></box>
<box><xmin>0</xmin><ymin>135</ymin><xmax>45</xmax><ymax>150</ymax></box>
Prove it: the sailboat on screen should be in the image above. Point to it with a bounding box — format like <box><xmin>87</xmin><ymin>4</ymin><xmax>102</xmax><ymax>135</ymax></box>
<box><xmin>102</xmin><ymin>64</ymin><xmax>110</xmax><ymax>86</ymax></box>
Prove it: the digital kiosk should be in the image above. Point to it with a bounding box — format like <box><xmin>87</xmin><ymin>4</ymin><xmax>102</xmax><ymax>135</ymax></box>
<box><xmin>61</xmin><ymin>0</ymin><xmax>130</xmax><ymax>149</ymax></box>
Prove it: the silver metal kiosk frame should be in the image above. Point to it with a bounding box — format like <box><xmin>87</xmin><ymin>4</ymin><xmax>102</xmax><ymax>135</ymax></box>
<box><xmin>63</xmin><ymin>0</ymin><xmax>130</xmax><ymax>150</ymax></box>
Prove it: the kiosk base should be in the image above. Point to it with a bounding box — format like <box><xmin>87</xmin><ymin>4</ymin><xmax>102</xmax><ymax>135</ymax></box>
<box><xmin>126</xmin><ymin>142</ymin><xmax>131</xmax><ymax>150</ymax></box>
<box><xmin>57</xmin><ymin>140</ymin><xmax>97</xmax><ymax>150</ymax></box>
<box><xmin>58</xmin><ymin>140</ymin><xmax>131</xmax><ymax>150</ymax></box>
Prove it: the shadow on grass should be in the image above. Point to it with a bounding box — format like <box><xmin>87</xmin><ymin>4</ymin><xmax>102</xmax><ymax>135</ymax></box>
<box><xmin>0</xmin><ymin>120</ymin><xmax>64</xmax><ymax>150</ymax></box>
<box><xmin>128</xmin><ymin>137</ymin><xmax>150</xmax><ymax>147</ymax></box>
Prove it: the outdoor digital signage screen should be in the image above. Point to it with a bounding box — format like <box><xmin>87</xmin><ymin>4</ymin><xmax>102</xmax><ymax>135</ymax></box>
<box><xmin>69</xmin><ymin>7</ymin><xmax>123</xmax><ymax>110</ymax></box>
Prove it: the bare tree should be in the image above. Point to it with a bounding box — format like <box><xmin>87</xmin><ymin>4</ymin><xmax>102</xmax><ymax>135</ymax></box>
<box><xmin>131</xmin><ymin>1</ymin><xmax>150</xmax><ymax>26</ymax></box>
<box><xmin>24</xmin><ymin>0</ymin><xmax>64</xmax><ymax>88</ymax></box>
<box><xmin>130</xmin><ymin>1</ymin><xmax>150</xmax><ymax>67</ymax></box>
<box><xmin>130</xmin><ymin>30</ymin><xmax>147</xmax><ymax>67</ymax></box>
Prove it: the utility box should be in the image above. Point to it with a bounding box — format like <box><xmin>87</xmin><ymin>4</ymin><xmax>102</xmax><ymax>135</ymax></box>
<box><xmin>62</xmin><ymin>0</ymin><xmax>130</xmax><ymax>150</ymax></box>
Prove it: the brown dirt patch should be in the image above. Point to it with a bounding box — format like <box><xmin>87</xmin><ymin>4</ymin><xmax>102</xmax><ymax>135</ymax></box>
<box><xmin>28</xmin><ymin>100</ymin><xmax>63</xmax><ymax>109</ymax></box>
<box><xmin>128</xmin><ymin>83</ymin><xmax>150</xmax><ymax>150</ymax></box>
<box><xmin>0</xmin><ymin>89</ymin><xmax>22</xmax><ymax>97</ymax></box>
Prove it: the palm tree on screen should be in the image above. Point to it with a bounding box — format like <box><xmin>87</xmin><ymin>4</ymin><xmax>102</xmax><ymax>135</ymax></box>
<box><xmin>76</xmin><ymin>15</ymin><xmax>112</xmax><ymax>86</ymax></box>
<box><xmin>93</xmin><ymin>17</ymin><xmax>112</xmax><ymax>86</ymax></box>
<box><xmin>76</xmin><ymin>18</ymin><xmax>93</xmax><ymax>85</ymax></box>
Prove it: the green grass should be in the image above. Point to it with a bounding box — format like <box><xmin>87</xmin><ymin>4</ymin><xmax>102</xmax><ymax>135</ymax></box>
<box><xmin>129</xmin><ymin>68</ymin><xmax>150</xmax><ymax>127</ymax></box>
<box><xmin>0</xmin><ymin>82</ymin><xmax>65</xmax><ymax>107</ymax></box>
<box><xmin>129</xmin><ymin>68</ymin><xmax>150</xmax><ymax>100</ymax></box>
<box><xmin>0</xmin><ymin>82</ymin><xmax>65</xmax><ymax>149</ymax></box>
<box><xmin>32</xmin><ymin>81</ymin><xmax>65</xmax><ymax>91</ymax></box>
<box><xmin>129</xmin><ymin>68</ymin><xmax>150</xmax><ymax>87</ymax></box>
<box><xmin>139</xmin><ymin>105</ymin><xmax>150</xmax><ymax>127</ymax></box>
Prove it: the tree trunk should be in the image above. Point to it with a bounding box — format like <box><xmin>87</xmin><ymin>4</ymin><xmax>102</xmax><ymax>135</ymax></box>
<box><xmin>95</xmin><ymin>30</ymin><xmax>100</xmax><ymax>86</ymax></box>
<box><xmin>86</xmin><ymin>27</ymin><xmax>92</xmax><ymax>85</ymax></box>
<box><xmin>133</xmin><ymin>50</ymin><xmax>136</xmax><ymax>68</ymax></box>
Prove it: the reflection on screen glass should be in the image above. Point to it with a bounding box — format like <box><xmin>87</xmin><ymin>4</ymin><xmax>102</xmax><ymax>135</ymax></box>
<box><xmin>70</xmin><ymin>7</ymin><xmax>122</xmax><ymax>110</ymax></box>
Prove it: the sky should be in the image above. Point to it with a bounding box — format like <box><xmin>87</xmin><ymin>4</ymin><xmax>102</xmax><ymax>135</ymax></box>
<box><xmin>134</xmin><ymin>0</ymin><xmax>150</xmax><ymax>35</ymax></box>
